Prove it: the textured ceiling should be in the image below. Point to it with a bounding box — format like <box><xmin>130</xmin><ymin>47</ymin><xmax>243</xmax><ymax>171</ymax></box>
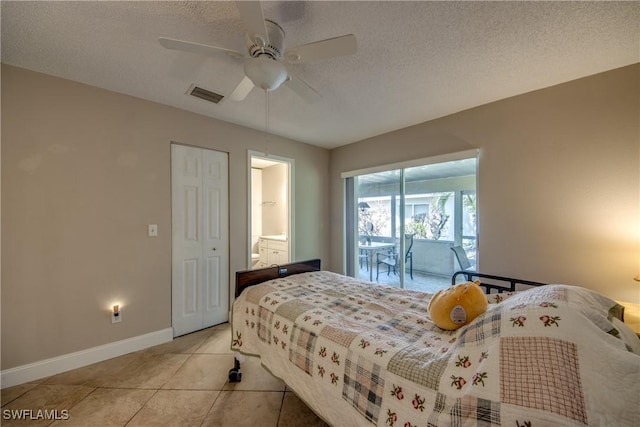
<box><xmin>2</xmin><ymin>1</ymin><xmax>639</xmax><ymax>149</ymax></box>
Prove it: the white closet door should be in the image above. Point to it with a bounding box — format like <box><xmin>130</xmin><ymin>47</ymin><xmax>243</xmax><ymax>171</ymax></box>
<box><xmin>172</xmin><ymin>144</ymin><xmax>228</xmax><ymax>337</ymax></box>
<box><xmin>201</xmin><ymin>148</ymin><xmax>229</xmax><ymax>327</ymax></box>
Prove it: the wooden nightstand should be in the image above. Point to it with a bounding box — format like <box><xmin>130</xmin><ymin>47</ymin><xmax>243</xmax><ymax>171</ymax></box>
<box><xmin>616</xmin><ymin>300</ymin><xmax>640</xmax><ymax>337</ymax></box>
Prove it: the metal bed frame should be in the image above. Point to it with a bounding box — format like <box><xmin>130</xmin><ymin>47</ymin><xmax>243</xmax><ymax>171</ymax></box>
<box><xmin>452</xmin><ymin>270</ymin><xmax>547</xmax><ymax>294</ymax></box>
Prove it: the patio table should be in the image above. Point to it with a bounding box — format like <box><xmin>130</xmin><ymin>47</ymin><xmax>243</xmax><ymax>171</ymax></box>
<box><xmin>358</xmin><ymin>241</ymin><xmax>395</xmax><ymax>282</ymax></box>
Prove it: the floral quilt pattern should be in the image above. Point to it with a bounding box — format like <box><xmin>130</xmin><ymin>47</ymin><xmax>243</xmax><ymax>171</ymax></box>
<box><xmin>232</xmin><ymin>271</ymin><xmax>639</xmax><ymax>427</ymax></box>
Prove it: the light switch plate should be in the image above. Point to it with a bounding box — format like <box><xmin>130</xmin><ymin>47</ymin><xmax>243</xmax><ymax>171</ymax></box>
<box><xmin>148</xmin><ymin>224</ymin><xmax>158</xmax><ymax>237</ymax></box>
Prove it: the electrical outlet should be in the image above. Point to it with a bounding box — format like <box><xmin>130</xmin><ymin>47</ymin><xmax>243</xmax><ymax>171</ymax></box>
<box><xmin>112</xmin><ymin>308</ymin><xmax>122</xmax><ymax>324</ymax></box>
<box><xmin>148</xmin><ymin>224</ymin><xmax>158</xmax><ymax>237</ymax></box>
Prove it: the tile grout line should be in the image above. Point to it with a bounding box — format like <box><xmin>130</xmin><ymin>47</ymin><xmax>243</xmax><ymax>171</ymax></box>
<box><xmin>123</xmin><ymin>388</ymin><xmax>160</xmax><ymax>427</ymax></box>
<box><xmin>197</xmin><ymin>381</ymin><xmax>228</xmax><ymax>427</ymax></box>
<box><xmin>124</xmin><ymin>342</ymin><xmax>199</xmax><ymax>426</ymax></box>
<box><xmin>275</xmin><ymin>390</ymin><xmax>287</xmax><ymax>427</ymax></box>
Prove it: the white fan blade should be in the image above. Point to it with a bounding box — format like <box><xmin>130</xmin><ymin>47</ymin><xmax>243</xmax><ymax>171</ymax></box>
<box><xmin>228</xmin><ymin>76</ymin><xmax>255</xmax><ymax>101</ymax></box>
<box><xmin>285</xmin><ymin>73</ymin><xmax>321</xmax><ymax>103</ymax></box>
<box><xmin>159</xmin><ymin>37</ymin><xmax>244</xmax><ymax>59</ymax></box>
<box><xmin>236</xmin><ymin>1</ymin><xmax>269</xmax><ymax>46</ymax></box>
<box><xmin>284</xmin><ymin>34</ymin><xmax>357</xmax><ymax>64</ymax></box>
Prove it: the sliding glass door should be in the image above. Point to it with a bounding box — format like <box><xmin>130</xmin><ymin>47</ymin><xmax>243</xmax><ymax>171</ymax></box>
<box><xmin>356</xmin><ymin>170</ymin><xmax>402</xmax><ymax>287</ymax></box>
<box><xmin>461</xmin><ymin>190</ymin><xmax>477</xmax><ymax>268</ymax></box>
<box><xmin>346</xmin><ymin>155</ymin><xmax>477</xmax><ymax>292</ymax></box>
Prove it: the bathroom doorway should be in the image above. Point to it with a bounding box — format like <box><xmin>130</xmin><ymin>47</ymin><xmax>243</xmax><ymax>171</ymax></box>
<box><xmin>248</xmin><ymin>151</ymin><xmax>293</xmax><ymax>269</ymax></box>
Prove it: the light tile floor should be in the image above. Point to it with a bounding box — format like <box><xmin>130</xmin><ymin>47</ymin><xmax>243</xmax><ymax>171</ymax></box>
<box><xmin>357</xmin><ymin>264</ymin><xmax>453</xmax><ymax>294</ymax></box>
<box><xmin>1</xmin><ymin>323</ymin><xmax>328</xmax><ymax>427</ymax></box>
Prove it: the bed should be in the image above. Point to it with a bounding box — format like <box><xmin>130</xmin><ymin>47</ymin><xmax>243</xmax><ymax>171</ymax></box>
<box><xmin>230</xmin><ymin>259</ymin><xmax>640</xmax><ymax>426</ymax></box>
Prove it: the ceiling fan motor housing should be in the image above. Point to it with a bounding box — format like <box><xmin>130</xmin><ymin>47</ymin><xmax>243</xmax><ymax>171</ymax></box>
<box><xmin>159</xmin><ymin>2</ymin><xmax>356</xmax><ymax>102</ymax></box>
<box><xmin>245</xmin><ymin>19</ymin><xmax>285</xmax><ymax>59</ymax></box>
<box><xmin>244</xmin><ymin>56</ymin><xmax>288</xmax><ymax>91</ymax></box>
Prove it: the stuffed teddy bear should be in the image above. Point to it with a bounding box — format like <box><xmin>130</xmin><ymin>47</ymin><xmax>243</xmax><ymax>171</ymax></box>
<box><xmin>428</xmin><ymin>280</ymin><xmax>488</xmax><ymax>330</ymax></box>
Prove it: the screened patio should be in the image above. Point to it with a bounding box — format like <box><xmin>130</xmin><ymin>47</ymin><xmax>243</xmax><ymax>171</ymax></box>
<box><xmin>348</xmin><ymin>156</ymin><xmax>478</xmax><ymax>291</ymax></box>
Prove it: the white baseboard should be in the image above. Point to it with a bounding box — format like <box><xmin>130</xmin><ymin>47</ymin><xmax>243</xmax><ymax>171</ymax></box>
<box><xmin>1</xmin><ymin>328</ymin><xmax>174</xmax><ymax>389</ymax></box>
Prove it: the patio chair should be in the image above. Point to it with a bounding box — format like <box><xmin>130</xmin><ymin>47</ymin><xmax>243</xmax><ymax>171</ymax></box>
<box><xmin>376</xmin><ymin>234</ymin><xmax>414</xmax><ymax>281</ymax></box>
<box><xmin>359</xmin><ymin>249</ymin><xmax>369</xmax><ymax>271</ymax></box>
<box><xmin>451</xmin><ymin>246</ymin><xmax>476</xmax><ymax>280</ymax></box>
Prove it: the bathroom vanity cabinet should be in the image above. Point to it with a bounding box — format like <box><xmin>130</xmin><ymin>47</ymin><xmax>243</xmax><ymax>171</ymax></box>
<box><xmin>258</xmin><ymin>236</ymin><xmax>288</xmax><ymax>267</ymax></box>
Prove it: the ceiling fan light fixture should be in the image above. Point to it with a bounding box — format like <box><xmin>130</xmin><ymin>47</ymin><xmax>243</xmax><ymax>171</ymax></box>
<box><xmin>244</xmin><ymin>56</ymin><xmax>288</xmax><ymax>91</ymax></box>
<box><xmin>160</xmin><ymin>1</ymin><xmax>357</xmax><ymax>102</ymax></box>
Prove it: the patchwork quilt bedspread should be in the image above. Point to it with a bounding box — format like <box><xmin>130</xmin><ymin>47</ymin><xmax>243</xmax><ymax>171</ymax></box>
<box><xmin>231</xmin><ymin>271</ymin><xmax>640</xmax><ymax>427</ymax></box>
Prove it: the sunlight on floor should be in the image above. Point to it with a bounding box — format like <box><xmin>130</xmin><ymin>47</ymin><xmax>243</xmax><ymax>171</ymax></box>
<box><xmin>356</xmin><ymin>265</ymin><xmax>452</xmax><ymax>294</ymax></box>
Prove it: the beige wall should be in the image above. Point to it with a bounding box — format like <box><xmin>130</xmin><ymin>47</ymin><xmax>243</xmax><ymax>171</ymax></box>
<box><xmin>1</xmin><ymin>65</ymin><xmax>330</xmax><ymax>370</ymax></box>
<box><xmin>3</xmin><ymin>63</ymin><xmax>639</xmax><ymax>372</ymax></box>
<box><xmin>261</xmin><ymin>163</ymin><xmax>288</xmax><ymax>236</ymax></box>
<box><xmin>330</xmin><ymin>64</ymin><xmax>640</xmax><ymax>303</ymax></box>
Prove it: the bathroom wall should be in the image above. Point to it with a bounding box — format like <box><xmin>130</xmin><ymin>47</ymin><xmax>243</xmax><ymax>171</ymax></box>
<box><xmin>261</xmin><ymin>163</ymin><xmax>288</xmax><ymax>236</ymax></box>
<box><xmin>250</xmin><ymin>168</ymin><xmax>263</xmax><ymax>255</ymax></box>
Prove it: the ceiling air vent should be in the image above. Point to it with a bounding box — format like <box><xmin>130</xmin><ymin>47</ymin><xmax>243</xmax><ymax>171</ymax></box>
<box><xmin>188</xmin><ymin>85</ymin><xmax>224</xmax><ymax>104</ymax></box>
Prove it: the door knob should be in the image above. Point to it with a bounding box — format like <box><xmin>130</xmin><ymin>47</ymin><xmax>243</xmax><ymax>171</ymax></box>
<box><xmin>212</xmin><ymin>248</ymin><xmax>217</xmax><ymax>251</ymax></box>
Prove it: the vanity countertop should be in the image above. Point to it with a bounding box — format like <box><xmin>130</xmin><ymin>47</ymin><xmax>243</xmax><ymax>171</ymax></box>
<box><xmin>260</xmin><ymin>235</ymin><xmax>287</xmax><ymax>241</ymax></box>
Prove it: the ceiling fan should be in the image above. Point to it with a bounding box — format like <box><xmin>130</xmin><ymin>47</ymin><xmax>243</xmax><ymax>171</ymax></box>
<box><xmin>159</xmin><ymin>1</ymin><xmax>357</xmax><ymax>103</ymax></box>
